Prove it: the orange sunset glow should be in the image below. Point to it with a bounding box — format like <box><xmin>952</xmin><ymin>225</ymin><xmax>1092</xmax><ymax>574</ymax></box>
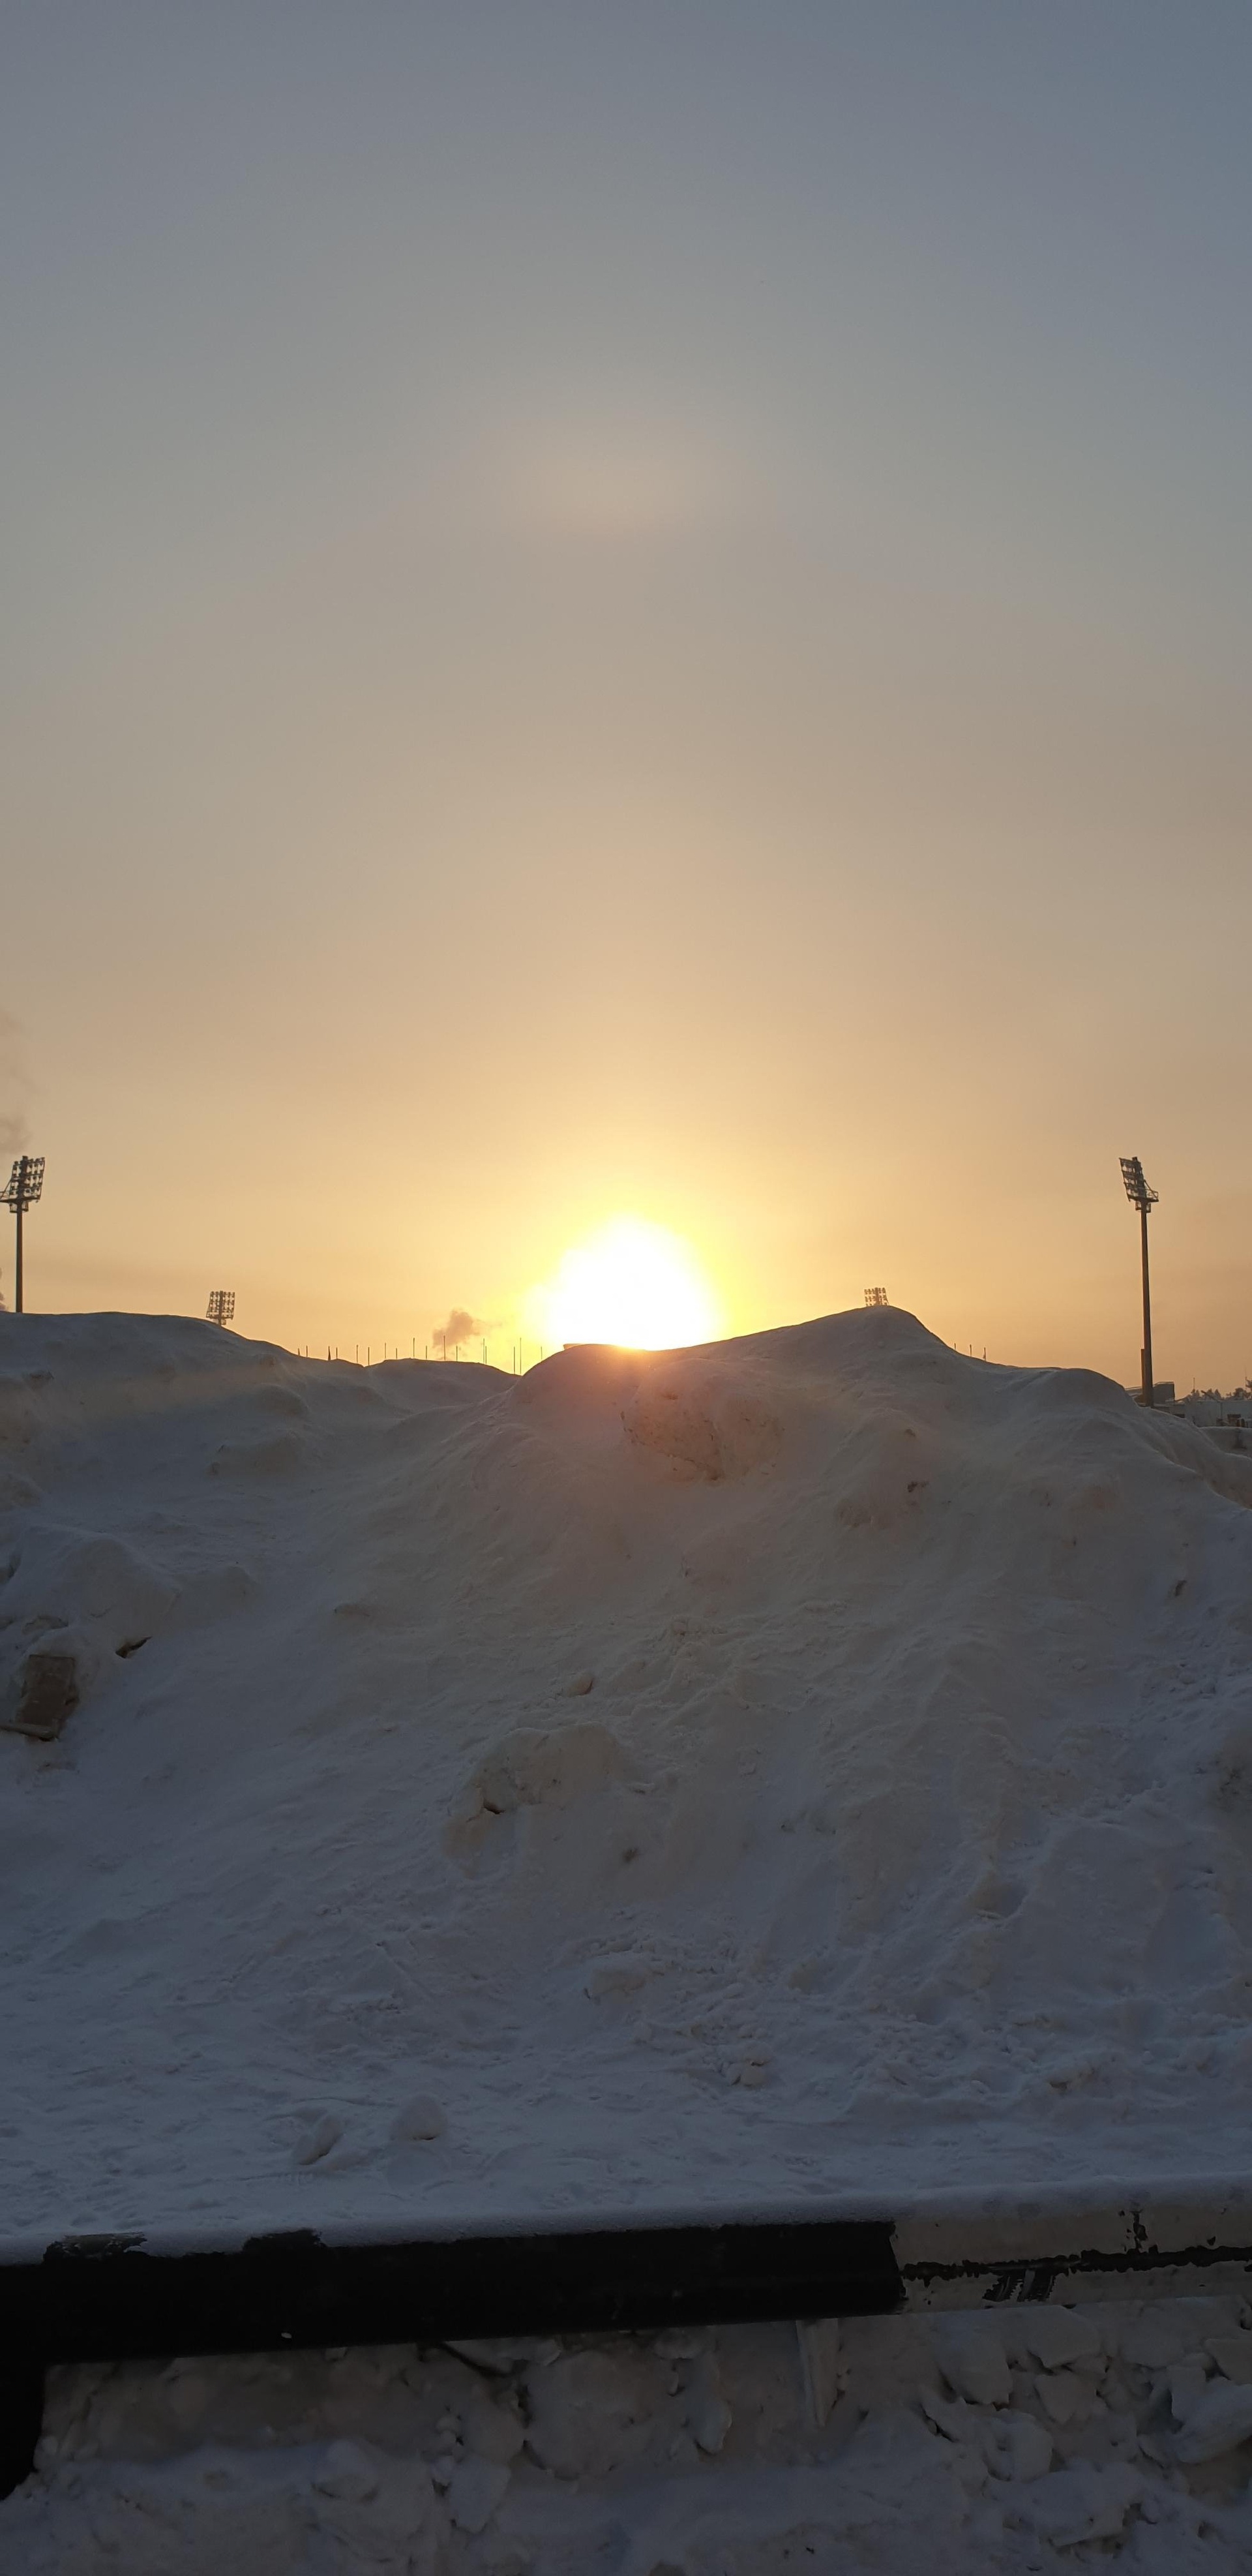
<box><xmin>1</xmin><ymin>7</ymin><xmax>1249</xmax><ymax>1393</ymax></box>
<box><xmin>531</xmin><ymin>1217</ymin><xmax>722</xmax><ymax>1352</ymax></box>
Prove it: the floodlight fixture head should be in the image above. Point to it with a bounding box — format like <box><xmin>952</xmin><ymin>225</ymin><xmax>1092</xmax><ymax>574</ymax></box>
<box><xmin>1120</xmin><ymin>1155</ymin><xmax>1157</xmax><ymax>1212</ymax></box>
<box><xmin>864</xmin><ymin>1286</ymin><xmax>889</xmax><ymax>1307</ymax></box>
<box><xmin>1</xmin><ymin>1154</ymin><xmax>44</xmax><ymax>1213</ymax></box>
<box><xmin>206</xmin><ymin>1289</ymin><xmax>236</xmax><ymax>1326</ymax></box>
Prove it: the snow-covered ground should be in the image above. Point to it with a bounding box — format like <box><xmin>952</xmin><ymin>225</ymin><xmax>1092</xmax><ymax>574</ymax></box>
<box><xmin>7</xmin><ymin>2296</ymin><xmax>1252</xmax><ymax>2569</ymax></box>
<box><xmin>3</xmin><ymin>1302</ymin><xmax>1252</xmax><ymax>2245</ymax></box>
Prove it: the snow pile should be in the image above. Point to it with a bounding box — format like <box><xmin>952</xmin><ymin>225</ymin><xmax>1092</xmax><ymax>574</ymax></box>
<box><xmin>2</xmin><ymin>1303</ymin><xmax>1251</xmax><ymax>2237</ymax></box>
<box><xmin>7</xmin><ymin>2296</ymin><xmax>1252</xmax><ymax>2569</ymax></box>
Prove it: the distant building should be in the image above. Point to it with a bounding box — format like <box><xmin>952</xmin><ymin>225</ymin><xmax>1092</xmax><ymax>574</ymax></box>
<box><xmin>1122</xmin><ymin>1384</ymin><xmax>1252</xmax><ymax>1449</ymax></box>
<box><xmin>1162</xmin><ymin>1387</ymin><xmax>1252</xmax><ymax>1451</ymax></box>
<box><xmin>1176</xmin><ymin>1389</ymin><xmax>1252</xmax><ymax>1430</ymax></box>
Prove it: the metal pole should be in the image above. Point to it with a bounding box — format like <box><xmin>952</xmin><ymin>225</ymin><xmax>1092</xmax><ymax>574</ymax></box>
<box><xmin>14</xmin><ymin>1198</ymin><xmax>22</xmax><ymax>1315</ymax></box>
<box><xmin>1140</xmin><ymin>1202</ymin><xmax>1154</xmax><ymax>1406</ymax></box>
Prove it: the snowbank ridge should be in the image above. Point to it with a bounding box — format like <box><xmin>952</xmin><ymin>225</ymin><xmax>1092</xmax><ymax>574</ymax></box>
<box><xmin>10</xmin><ymin>2296</ymin><xmax>1252</xmax><ymax>2571</ymax></box>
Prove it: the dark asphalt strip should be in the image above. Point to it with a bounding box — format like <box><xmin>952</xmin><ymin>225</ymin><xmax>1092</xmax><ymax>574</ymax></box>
<box><xmin>0</xmin><ymin>2217</ymin><xmax>901</xmax><ymax>2494</ymax></box>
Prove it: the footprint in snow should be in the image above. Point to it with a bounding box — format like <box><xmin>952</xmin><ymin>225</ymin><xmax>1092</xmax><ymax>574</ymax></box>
<box><xmin>295</xmin><ymin>2114</ymin><xmax>344</xmax><ymax>2166</ymax></box>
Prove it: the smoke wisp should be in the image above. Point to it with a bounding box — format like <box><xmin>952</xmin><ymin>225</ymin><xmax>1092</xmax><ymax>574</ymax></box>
<box><xmin>0</xmin><ymin>1013</ymin><xmax>31</xmax><ymax>1161</ymax></box>
<box><xmin>432</xmin><ymin>1307</ymin><xmax>492</xmax><ymax>1353</ymax></box>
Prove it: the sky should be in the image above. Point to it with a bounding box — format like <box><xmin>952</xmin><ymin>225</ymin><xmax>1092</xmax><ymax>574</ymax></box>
<box><xmin>2</xmin><ymin>1</ymin><xmax>1250</xmax><ymax>1384</ymax></box>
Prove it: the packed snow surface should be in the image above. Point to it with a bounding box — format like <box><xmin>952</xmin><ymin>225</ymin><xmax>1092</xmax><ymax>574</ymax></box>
<box><xmin>3</xmin><ymin>1303</ymin><xmax>1251</xmax><ymax>2241</ymax></box>
<box><xmin>7</xmin><ymin>2297</ymin><xmax>1252</xmax><ymax>2570</ymax></box>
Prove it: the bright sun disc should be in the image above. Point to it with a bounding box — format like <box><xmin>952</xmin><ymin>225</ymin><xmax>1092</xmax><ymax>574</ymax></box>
<box><xmin>538</xmin><ymin>1217</ymin><xmax>720</xmax><ymax>1351</ymax></box>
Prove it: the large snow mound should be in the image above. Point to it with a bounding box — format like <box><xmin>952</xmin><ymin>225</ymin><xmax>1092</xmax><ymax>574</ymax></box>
<box><xmin>3</xmin><ymin>1303</ymin><xmax>1251</xmax><ymax>2242</ymax></box>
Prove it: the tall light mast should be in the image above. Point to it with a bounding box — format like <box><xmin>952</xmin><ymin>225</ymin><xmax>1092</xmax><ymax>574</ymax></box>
<box><xmin>1</xmin><ymin>1156</ymin><xmax>45</xmax><ymax>1314</ymax></box>
<box><xmin>1119</xmin><ymin>1155</ymin><xmax>1158</xmax><ymax>1406</ymax></box>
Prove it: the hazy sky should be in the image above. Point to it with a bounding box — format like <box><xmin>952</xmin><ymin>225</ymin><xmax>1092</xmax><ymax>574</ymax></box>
<box><xmin>3</xmin><ymin>2</ymin><xmax>1250</xmax><ymax>1382</ymax></box>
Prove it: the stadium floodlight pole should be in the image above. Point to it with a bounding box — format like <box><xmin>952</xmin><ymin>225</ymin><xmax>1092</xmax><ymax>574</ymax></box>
<box><xmin>1120</xmin><ymin>1156</ymin><xmax>1159</xmax><ymax>1407</ymax></box>
<box><xmin>1</xmin><ymin>1156</ymin><xmax>45</xmax><ymax>1315</ymax></box>
<box><xmin>205</xmin><ymin>1290</ymin><xmax>235</xmax><ymax>1328</ymax></box>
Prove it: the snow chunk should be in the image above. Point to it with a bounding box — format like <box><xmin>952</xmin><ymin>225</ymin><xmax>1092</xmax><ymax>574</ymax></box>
<box><xmin>390</xmin><ymin>2095</ymin><xmax>446</xmax><ymax>2142</ymax></box>
<box><xmin>1027</xmin><ymin>2461</ymin><xmax>1144</xmax><ymax>2547</ymax></box>
<box><xmin>0</xmin><ymin>1525</ymin><xmax>177</xmax><ymax>1682</ymax></box>
<box><xmin>3</xmin><ymin>1645</ymin><xmax>81</xmax><ymax>1741</ymax></box>
<box><xmin>1173</xmin><ymin>2380</ymin><xmax>1252</xmax><ymax>2462</ymax></box>
<box><xmin>312</xmin><ymin>2439</ymin><xmax>380</xmax><ymax>2502</ymax></box>
<box><xmin>934</xmin><ymin>2320</ymin><xmax>1011</xmax><ymax>2408</ymax></box>
<box><xmin>1022</xmin><ymin>2307</ymin><xmax>1102</xmax><ymax>2370</ymax></box>
<box><xmin>1207</xmin><ymin>2332</ymin><xmax>1252</xmax><ymax>2385</ymax></box>
<box><xmin>447</xmin><ymin>2455</ymin><xmax>510</xmax><ymax>2532</ymax></box>
<box><xmin>797</xmin><ymin>2318</ymin><xmax>844</xmax><ymax>2427</ymax></box>
<box><xmin>524</xmin><ymin>2348</ymin><xmax>658</xmax><ymax>2479</ymax></box>
<box><xmin>462</xmin><ymin>2393</ymin><xmax>525</xmax><ymax>2465</ymax></box>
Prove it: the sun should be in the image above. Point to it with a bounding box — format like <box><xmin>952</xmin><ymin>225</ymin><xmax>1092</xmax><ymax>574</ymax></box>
<box><xmin>535</xmin><ymin>1217</ymin><xmax>721</xmax><ymax>1352</ymax></box>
